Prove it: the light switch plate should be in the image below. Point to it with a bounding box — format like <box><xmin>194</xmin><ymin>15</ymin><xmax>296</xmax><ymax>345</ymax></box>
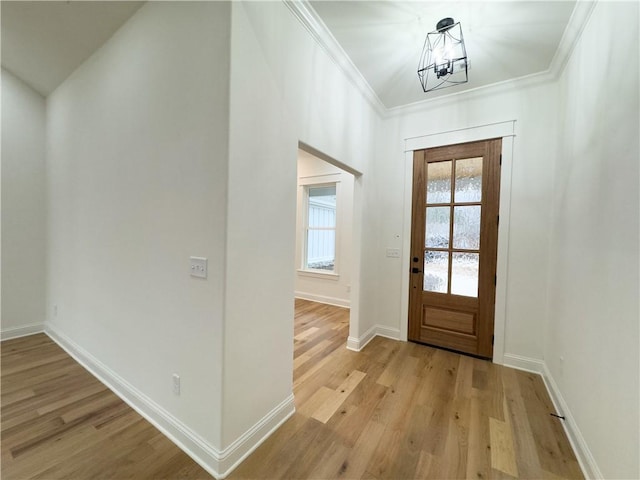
<box><xmin>190</xmin><ymin>257</ymin><xmax>208</xmax><ymax>278</ymax></box>
<box><xmin>386</xmin><ymin>248</ymin><xmax>400</xmax><ymax>258</ymax></box>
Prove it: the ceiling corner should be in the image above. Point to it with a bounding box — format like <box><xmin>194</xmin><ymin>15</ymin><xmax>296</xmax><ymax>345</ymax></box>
<box><xmin>548</xmin><ymin>0</ymin><xmax>598</xmax><ymax>79</ymax></box>
<box><xmin>283</xmin><ymin>0</ymin><xmax>387</xmax><ymax>116</ymax></box>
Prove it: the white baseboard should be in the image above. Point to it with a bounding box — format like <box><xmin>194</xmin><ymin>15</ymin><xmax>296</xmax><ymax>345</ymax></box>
<box><xmin>1</xmin><ymin>323</ymin><xmax>44</xmax><ymax>341</ymax></box>
<box><xmin>295</xmin><ymin>292</ymin><xmax>350</xmax><ymax>308</ymax></box>
<box><xmin>501</xmin><ymin>352</ymin><xmax>602</xmax><ymax>479</ymax></box>
<box><xmin>347</xmin><ymin>324</ymin><xmax>401</xmax><ymax>352</ymax></box>
<box><xmin>502</xmin><ymin>353</ymin><xmax>545</xmax><ymax>374</ymax></box>
<box><xmin>217</xmin><ymin>394</ymin><xmax>295</xmax><ymax>477</ymax></box>
<box><xmin>44</xmin><ymin>322</ymin><xmax>295</xmax><ymax>479</ymax></box>
<box><xmin>347</xmin><ymin>325</ymin><xmax>376</xmax><ymax>351</ymax></box>
<box><xmin>541</xmin><ymin>363</ymin><xmax>603</xmax><ymax>480</ymax></box>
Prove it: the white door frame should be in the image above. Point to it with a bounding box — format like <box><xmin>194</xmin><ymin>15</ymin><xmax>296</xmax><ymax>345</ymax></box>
<box><xmin>297</xmin><ymin>142</ymin><xmax>364</xmax><ymax>352</ymax></box>
<box><xmin>399</xmin><ymin>120</ymin><xmax>516</xmax><ymax>364</ymax></box>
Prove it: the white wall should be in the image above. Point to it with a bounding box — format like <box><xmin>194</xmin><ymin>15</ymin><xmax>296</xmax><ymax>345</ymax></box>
<box><xmin>1</xmin><ymin>69</ymin><xmax>47</xmax><ymax>338</ymax></box>
<box><xmin>295</xmin><ymin>149</ymin><xmax>354</xmax><ymax>307</ymax></box>
<box><xmin>545</xmin><ymin>2</ymin><xmax>639</xmax><ymax>478</ymax></box>
<box><xmin>374</xmin><ymin>79</ymin><xmax>560</xmax><ymax>360</ymax></box>
<box><xmin>45</xmin><ymin>1</ymin><xmax>230</xmax><ymax>450</ymax></box>
<box><xmin>20</xmin><ymin>0</ymin><xmax>637</xmax><ymax>476</ymax></box>
<box><xmin>224</xmin><ymin>0</ymin><xmax>378</xmax><ymax>448</ymax></box>
<box><xmin>41</xmin><ymin>0</ymin><xmax>378</xmax><ymax>471</ymax></box>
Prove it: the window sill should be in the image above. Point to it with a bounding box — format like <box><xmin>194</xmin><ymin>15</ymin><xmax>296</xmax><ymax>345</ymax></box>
<box><xmin>297</xmin><ymin>269</ymin><xmax>340</xmax><ymax>280</ymax></box>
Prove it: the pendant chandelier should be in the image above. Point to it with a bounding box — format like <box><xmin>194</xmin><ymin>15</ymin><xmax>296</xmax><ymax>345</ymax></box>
<box><xmin>417</xmin><ymin>17</ymin><xmax>468</xmax><ymax>93</ymax></box>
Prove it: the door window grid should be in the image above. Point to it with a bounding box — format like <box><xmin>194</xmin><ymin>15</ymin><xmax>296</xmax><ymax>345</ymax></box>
<box><xmin>424</xmin><ymin>157</ymin><xmax>482</xmax><ymax>297</ymax></box>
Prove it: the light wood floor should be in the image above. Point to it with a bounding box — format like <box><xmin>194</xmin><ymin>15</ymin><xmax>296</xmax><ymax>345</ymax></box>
<box><xmin>1</xmin><ymin>334</ymin><xmax>213</xmax><ymax>479</ymax></box>
<box><xmin>231</xmin><ymin>299</ymin><xmax>583</xmax><ymax>479</ymax></box>
<box><xmin>1</xmin><ymin>300</ymin><xmax>583</xmax><ymax>479</ymax></box>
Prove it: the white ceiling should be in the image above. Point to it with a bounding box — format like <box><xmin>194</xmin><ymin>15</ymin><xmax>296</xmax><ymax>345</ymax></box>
<box><xmin>1</xmin><ymin>1</ymin><xmax>144</xmax><ymax>96</ymax></box>
<box><xmin>310</xmin><ymin>1</ymin><xmax>577</xmax><ymax>108</ymax></box>
<box><xmin>2</xmin><ymin>1</ymin><xmax>577</xmax><ymax>108</ymax></box>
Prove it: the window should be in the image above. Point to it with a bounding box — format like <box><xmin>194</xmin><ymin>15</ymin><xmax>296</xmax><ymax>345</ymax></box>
<box><xmin>304</xmin><ymin>184</ymin><xmax>337</xmax><ymax>272</ymax></box>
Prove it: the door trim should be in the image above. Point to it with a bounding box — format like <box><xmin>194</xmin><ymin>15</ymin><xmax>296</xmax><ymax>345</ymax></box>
<box><xmin>399</xmin><ymin>120</ymin><xmax>515</xmax><ymax>365</ymax></box>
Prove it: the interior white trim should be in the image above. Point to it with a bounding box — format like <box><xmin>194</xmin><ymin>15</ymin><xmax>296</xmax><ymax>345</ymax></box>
<box><xmin>404</xmin><ymin>120</ymin><xmax>516</xmax><ymax>152</ymax></box>
<box><xmin>44</xmin><ymin>322</ymin><xmax>295</xmax><ymax>480</ymax></box>
<box><xmin>399</xmin><ymin>121</ymin><xmax>515</xmax><ymax>367</ymax></box>
<box><xmin>541</xmin><ymin>363</ymin><xmax>603</xmax><ymax>480</ymax></box>
<box><xmin>492</xmin><ymin>134</ymin><xmax>514</xmax><ymax>365</ymax></box>
<box><xmin>346</xmin><ymin>325</ymin><xmax>375</xmax><ymax>352</ymax></box>
<box><xmin>503</xmin><ymin>352</ymin><xmax>603</xmax><ymax>479</ymax></box>
<box><xmin>347</xmin><ymin>324</ymin><xmax>401</xmax><ymax>352</ymax></box>
<box><xmin>216</xmin><ymin>394</ymin><xmax>296</xmax><ymax>478</ymax></box>
<box><xmin>283</xmin><ymin>0</ymin><xmax>386</xmax><ymax>116</ymax></box>
<box><xmin>296</xmin><ymin>270</ymin><xmax>340</xmax><ymax>280</ymax></box>
<box><xmin>0</xmin><ymin>323</ymin><xmax>44</xmax><ymax>341</ymax></box>
<box><xmin>388</xmin><ymin>71</ymin><xmax>554</xmax><ymax>118</ymax></box>
<box><xmin>284</xmin><ymin>1</ymin><xmax>595</xmax><ymax>118</ymax></box>
<box><xmin>502</xmin><ymin>353</ymin><xmax>545</xmax><ymax>374</ymax></box>
<box><xmin>547</xmin><ymin>0</ymin><xmax>598</xmax><ymax>77</ymax></box>
<box><xmin>295</xmin><ymin>292</ymin><xmax>350</xmax><ymax>308</ymax></box>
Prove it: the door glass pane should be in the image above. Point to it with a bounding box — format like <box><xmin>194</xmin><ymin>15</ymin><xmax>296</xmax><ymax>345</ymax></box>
<box><xmin>424</xmin><ymin>251</ymin><xmax>448</xmax><ymax>293</ymax></box>
<box><xmin>455</xmin><ymin>157</ymin><xmax>482</xmax><ymax>202</ymax></box>
<box><xmin>425</xmin><ymin>207</ymin><xmax>450</xmax><ymax>248</ymax></box>
<box><xmin>453</xmin><ymin>206</ymin><xmax>481</xmax><ymax>249</ymax></box>
<box><xmin>451</xmin><ymin>252</ymin><xmax>479</xmax><ymax>297</ymax></box>
<box><xmin>427</xmin><ymin>161</ymin><xmax>452</xmax><ymax>204</ymax></box>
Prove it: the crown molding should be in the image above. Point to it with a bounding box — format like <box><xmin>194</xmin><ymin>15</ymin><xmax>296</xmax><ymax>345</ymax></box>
<box><xmin>385</xmin><ymin>69</ymin><xmax>556</xmax><ymax>118</ymax></box>
<box><xmin>384</xmin><ymin>1</ymin><xmax>597</xmax><ymax>117</ymax></box>
<box><xmin>283</xmin><ymin>0</ymin><xmax>387</xmax><ymax>116</ymax></box>
<box><xmin>284</xmin><ymin>0</ymin><xmax>597</xmax><ymax>119</ymax></box>
<box><xmin>548</xmin><ymin>0</ymin><xmax>597</xmax><ymax>78</ymax></box>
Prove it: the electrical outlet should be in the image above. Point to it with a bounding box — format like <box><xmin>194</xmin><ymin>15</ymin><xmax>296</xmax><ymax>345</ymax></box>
<box><xmin>172</xmin><ymin>373</ymin><xmax>181</xmax><ymax>395</ymax></box>
<box><xmin>190</xmin><ymin>257</ymin><xmax>207</xmax><ymax>279</ymax></box>
<box><xmin>53</xmin><ymin>305</ymin><xmax>58</xmax><ymax>317</ymax></box>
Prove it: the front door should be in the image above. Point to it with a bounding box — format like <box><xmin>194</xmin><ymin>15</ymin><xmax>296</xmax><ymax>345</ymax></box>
<box><xmin>408</xmin><ymin>139</ymin><xmax>501</xmax><ymax>358</ymax></box>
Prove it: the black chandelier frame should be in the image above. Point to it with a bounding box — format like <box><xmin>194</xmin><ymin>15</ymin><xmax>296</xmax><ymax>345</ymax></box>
<box><xmin>418</xmin><ymin>18</ymin><xmax>469</xmax><ymax>93</ymax></box>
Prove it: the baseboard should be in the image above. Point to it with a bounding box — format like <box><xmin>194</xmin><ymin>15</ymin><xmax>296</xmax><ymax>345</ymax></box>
<box><xmin>375</xmin><ymin>325</ymin><xmax>402</xmax><ymax>341</ymax></box>
<box><xmin>347</xmin><ymin>325</ymin><xmax>376</xmax><ymax>351</ymax></box>
<box><xmin>541</xmin><ymin>363</ymin><xmax>603</xmax><ymax>479</ymax></box>
<box><xmin>502</xmin><ymin>352</ymin><xmax>602</xmax><ymax>479</ymax></box>
<box><xmin>1</xmin><ymin>323</ymin><xmax>44</xmax><ymax>341</ymax></box>
<box><xmin>44</xmin><ymin>322</ymin><xmax>295</xmax><ymax>479</ymax></box>
<box><xmin>502</xmin><ymin>353</ymin><xmax>545</xmax><ymax>374</ymax></box>
<box><xmin>294</xmin><ymin>292</ymin><xmax>350</xmax><ymax>308</ymax></box>
<box><xmin>347</xmin><ymin>324</ymin><xmax>401</xmax><ymax>352</ymax></box>
<box><xmin>217</xmin><ymin>394</ymin><xmax>295</xmax><ymax>477</ymax></box>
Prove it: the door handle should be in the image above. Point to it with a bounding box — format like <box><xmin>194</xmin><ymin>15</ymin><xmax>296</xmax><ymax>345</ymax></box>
<box><xmin>412</xmin><ymin>267</ymin><xmax>422</xmax><ymax>274</ymax></box>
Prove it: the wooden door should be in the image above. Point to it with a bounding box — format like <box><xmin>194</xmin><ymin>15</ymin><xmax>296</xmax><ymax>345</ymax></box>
<box><xmin>409</xmin><ymin>139</ymin><xmax>501</xmax><ymax>358</ymax></box>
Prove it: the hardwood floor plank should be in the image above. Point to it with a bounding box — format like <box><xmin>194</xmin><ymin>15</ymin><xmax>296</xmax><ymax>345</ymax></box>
<box><xmin>490</xmin><ymin>416</ymin><xmax>519</xmax><ymax>477</ymax></box>
<box><xmin>1</xmin><ymin>334</ymin><xmax>212</xmax><ymax>480</ymax></box>
<box><xmin>233</xmin><ymin>300</ymin><xmax>583</xmax><ymax>480</ymax></box>
<box><xmin>294</xmin><ymin>339</ymin><xmax>333</xmax><ymax>369</ymax></box>
<box><xmin>466</xmin><ymin>390</ymin><xmax>492</xmax><ymax>479</ymax></box>
<box><xmin>294</xmin><ymin>326</ymin><xmax>320</xmax><ymax>341</ymax></box>
<box><xmin>2</xmin><ymin>301</ymin><xmax>583</xmax><ymax>480</ymax></box>
<box><xmin>502</xmin><ymin>367</ymin><xmax>544</xmax><ymax>477</ymax></box>
<box><xmin>312</xmin><ymin>370</ymin><xmax>366</xmax><ymax>423</ymax></box>
<box><xmin>332</xmin><ymin>420</ymin><xmax>385</xmax><ymax>479</ymax></box>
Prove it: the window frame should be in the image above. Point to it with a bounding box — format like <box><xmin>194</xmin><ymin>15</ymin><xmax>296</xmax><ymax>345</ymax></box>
<box><xmin>298</xmin><ymin>176</ymin><xmax>341</xmax><ymax>278</ymax></box>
